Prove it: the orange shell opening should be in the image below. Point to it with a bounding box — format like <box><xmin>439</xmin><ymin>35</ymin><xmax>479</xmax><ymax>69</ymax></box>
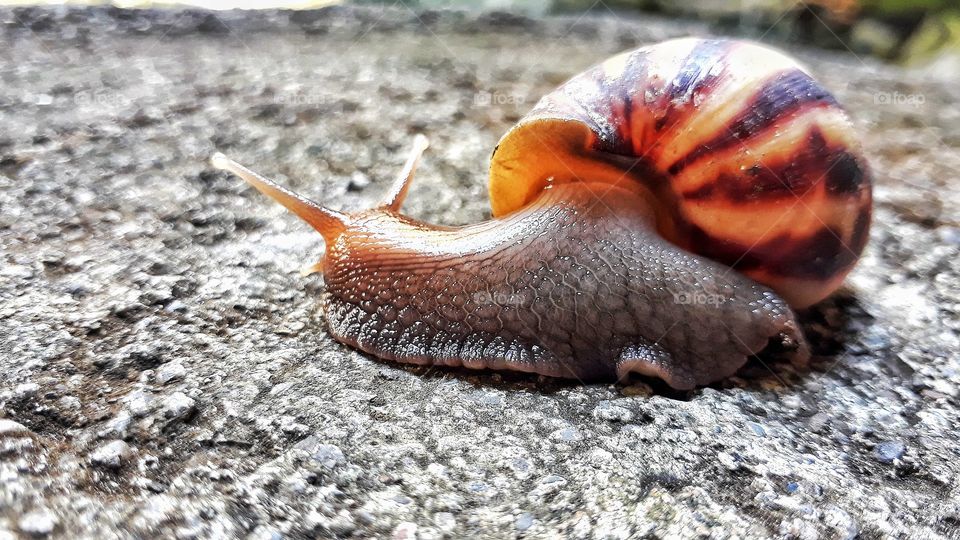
<box><xmin>489</xmin><ymin>118</ymin><xmax>647</xmax><ymax>218</ymax></box>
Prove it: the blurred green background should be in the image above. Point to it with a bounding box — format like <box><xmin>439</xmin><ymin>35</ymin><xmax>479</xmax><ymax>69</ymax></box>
<box><xmin>4</xmin><ymin>0</ymin><xmax>957</xmax><ymax>64</ymax></box>
<box><xmin>366</xmin><ymin>0</ymin><xmax>960</xmax><ymax>64</ymax></box>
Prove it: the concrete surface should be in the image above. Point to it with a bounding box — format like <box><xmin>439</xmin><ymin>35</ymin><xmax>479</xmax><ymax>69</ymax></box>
<box><xmin>0</xmin><ymin>5</ymin><xmax>958</xmax><ymax>539</ymax></box>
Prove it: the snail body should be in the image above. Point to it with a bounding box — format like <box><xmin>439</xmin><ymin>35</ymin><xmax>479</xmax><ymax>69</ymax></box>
<box><xmin>212</xmin><ymin>38</ymin><xmax>871</xmax><ymax>389</ymax></box>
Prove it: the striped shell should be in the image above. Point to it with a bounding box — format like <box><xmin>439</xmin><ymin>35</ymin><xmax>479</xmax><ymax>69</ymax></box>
<box><xmin>489</xmin><ymin>38</ymin><xmax>872</xmax><ymax>308</ymax></box>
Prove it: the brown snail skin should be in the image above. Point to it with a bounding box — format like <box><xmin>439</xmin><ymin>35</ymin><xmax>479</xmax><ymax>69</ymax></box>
<box><xmin>211</xmin><ymin>38</ymin><xmax>872</xmax><ymax>390</ymax></box>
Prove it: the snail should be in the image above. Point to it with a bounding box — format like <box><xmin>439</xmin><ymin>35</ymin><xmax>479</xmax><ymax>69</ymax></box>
<box><xmin>211</xmin><ymin>37</ymin><xmax>871</xmax><ymax>390</ymax></box>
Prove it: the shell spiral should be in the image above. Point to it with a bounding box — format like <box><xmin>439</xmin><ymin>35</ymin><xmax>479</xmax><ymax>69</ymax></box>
<box><xmin>489</xmin><ymin>38</ymin><xmax>872</xmax><ymax>308</ymax></box>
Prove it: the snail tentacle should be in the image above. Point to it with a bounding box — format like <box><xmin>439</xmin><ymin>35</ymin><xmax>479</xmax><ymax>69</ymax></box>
<box><xmin>379</xmin><ymin>134</ymin><xmax>429</xmax><ymax>212</ymax></box>
<box><xmin>210</xmin><ymin>152</ymin><xmax>348</xmax><ymax>245</ymax></box>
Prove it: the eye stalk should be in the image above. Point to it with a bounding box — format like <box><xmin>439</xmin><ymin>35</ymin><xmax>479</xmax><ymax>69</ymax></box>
<box><xmin>210</xmin><ymin>152</ymin><xmax>350</xmax><ymax>245</ymax></box>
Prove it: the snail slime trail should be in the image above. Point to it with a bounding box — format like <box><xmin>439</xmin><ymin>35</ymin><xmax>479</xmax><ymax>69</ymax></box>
<box><xmin>212</xmin><ymin>38</ymin><xmax>870</xmax><ymax>390</ymax></box>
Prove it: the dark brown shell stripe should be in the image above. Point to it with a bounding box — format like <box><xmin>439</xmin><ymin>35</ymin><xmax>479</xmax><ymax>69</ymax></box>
<box><xmin>665</xmin><ymin>69</ymin><xmax>839</xmax><ymax>176</ymax></box>
<box><xmin>685</xmin><ymin>215</ymin><xmax>869</xmax><ymax>281</ymax></box>
<box><xmin>518</xmin><ymin>38</ymin><xmax>871</xmax><ymax>285</ymax></box>
<box><xmin>651</xmin><ymin>39</ymin><xmax>733</xmax><ymax>134</ymax></box>
<box><xmin>679</xmin><ymin>128</ymin><xmax>866</xmax><ymax>202</ymax></box>
<box><xmin>549</xmin><ymin>39</ymin><xmax>736</xmax><ymax>158</ymax></box>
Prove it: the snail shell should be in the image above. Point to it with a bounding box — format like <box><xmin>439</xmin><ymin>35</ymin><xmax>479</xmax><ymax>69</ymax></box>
<box><xmin>490</xmin><ymin>37</ymin><xmax>872</xmax><ymax>308</ymax></box>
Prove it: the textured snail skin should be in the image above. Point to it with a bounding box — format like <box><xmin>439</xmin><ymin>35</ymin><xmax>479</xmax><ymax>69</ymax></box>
<box><xmin>210</xmin><ymin>37</ymin><xmax>875</xmax><ymax>389</ymax></box>
<box><xmin>322</xmin><ymin>184</ymin><xmax>807</xmax><ymax>390</ymax></box>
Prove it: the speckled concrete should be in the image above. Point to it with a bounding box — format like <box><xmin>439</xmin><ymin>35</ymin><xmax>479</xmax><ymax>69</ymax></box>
<box><xmin>0</xmin><ymin>5</ymin><xmax>958</xmax><ymax>539</ymax></box>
